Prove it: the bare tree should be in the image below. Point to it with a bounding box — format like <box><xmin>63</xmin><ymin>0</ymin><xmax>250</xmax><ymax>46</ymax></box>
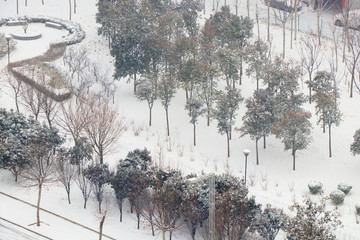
<box><xmin>298</xmin><ymin>36</ymin><xmax>324</xmax><ymax>103</ymax></box>
<box><xmin>22</xmin><ymin>124</ymin><xmax>63</xmax><ymax>226</ymax></box>
<box><xmin>84</xmin><ymin>98</ymin><xmax>126</xmax><ymax>164</ymax></box>
<box><xmin>19</xmin><ymin>16</ymin><xmax>29</xmax><ymax>34</ymax></box>
<box><xmin>345</xmin><ymin>30</ymin><xmax>360</xmax><ymax>98</ymax></box>
<box><xmin>314</xmin><ymin>0</ymin><xmax>333</xmax><ymax>46</ymax></box>
<box><xmin>273</xmin><ymin>6</ymin><xmax>291</xmax><ymax>58</ymax></box>
<box><xmin>2</xmin><ymin>69</ymin><xmax>22</xmax><ymax>112</ymax></box>
<box><xmin>261</xmin><ymin>0</ymin><xmax>271</xmax><ymax>41</ymax></box>
<box><xmin>75</xmin><ymin>167</ymin><xmax>92</xmax><ymax>209</ymax></box>
<box><xmin>20</xmin><ymin>84</ymin><xmax>42</xmax><ymax>120</ymax></box>
<box><xmin>329</xmin><ymin>22</ymin><xmax>341</xmax><ymax>71</ymax></box>
<box><xmin>63</xmin><ymin>47</ymin><xmax>90</xmax><ymax>80</ymax></box>
<box><xmin>56</xmin><ymin>148</ymin><xmax>76</xmax><ymax>204</ymax></box>
<box><xmin>57</xmin><ymin>95</ymin><xmax>89</xmax><ymax>142</ymax></box>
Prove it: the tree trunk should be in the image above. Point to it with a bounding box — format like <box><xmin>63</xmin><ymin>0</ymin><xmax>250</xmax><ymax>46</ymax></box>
<box><xmin>350</xmin><ymin>66</ymin><xmax>355</xmax><ymax>98</ymax></box>
<box><xmin>282</xmin><ymin>23</ymin><xmax>286</xmax><ymax>58</ymax></box>
<box><xmin>165</xmin><ymin>108</ymin><xmax>170</xmax><ymax>136</ymax></box>
<box><xmin>292</xmin><ymin>149</ymin><xmax>296</xmax><ymax>171</ymax></box>
<box><xmin>42</xmin><ymin>0</ymin><xmax>44</xmax><ymax>5</ymax></box>
<box><xmin>25</xmin><ymin>0</ymin><xmax>27</xmax><ymax>6</ymax></box>
<box><xmin>15</xmin><ymin>93</ymin><xmax>20</xmax><ymax>112</ymax></box>
<box><xmin>137</xmin><ymin>212</ymin><xmax>140</xmax><ymax>229</ymax></box>
<box><xmin>308</xmin><ymin>73</ymin><xmax>312</xmax><ymax>103</ymax></box>
<box><xmin>256</xmin><ymin>4</ymin><xmax>260</xmax><ymax>41</ymax></box>
<box><xmin>66</xmin><ymin>183</ymin><xmax>71</xmax><ymax>204</ymax></box>
<box><xmin>239</xmin><ymin>56</ymin><xmax>243</xmax><ymax>85</ymax></box>
<box><xmin>84</xmin><ymin>197</ymin><xmax>88</xmax><ymax>209</ymax></box>
<box><xmin>256</xmin><ymin>138</ymin><xmax>259</xmax><ymax>165</ymax></box>
<box><xmin>193</xmin><ymin>123</ymin><xmax>196</xmax><ymax>146</ymax></box>
<box><xmin>290</xmin><ymin>8</ymin><xmax>294</xmax><ymax>49</ymax></box>
<box><xmin>74</xmin><ymin>0</ymin><xmax>77</xmax><ymax>14</ymax></box>
<box><xmin>329</xmin><ymin>123</ymin><xmax>332</xmax><ymax>158</ymax></box>
<box><xmin>150</xmin><ymin>213</ymin><xmax>155</xmax><ymax>236</ymax></box>
<box><xmin>16</xmin><ymin>0</ymin><xmax>18</xmax><ymax>14</ymax></box>
<box><xmin>134</xmin><ymin>73</ymin><xmax>137</xmax><ymax>93</ymax></box>
<box><xmin>227</xmin><ymin>134</ymin><xmax>230</xmax><ymax>158</ymax></box>
<box><xmin>99</xmin><ymin>215</ymin><xmax>105</xmax><ymax>240</ymax></box>
<box><xmin>267</xmin><ymin>1</ymin><xmax>270</xmax><ymax>41</ymax></box>
<box><xmin>247</xmin><ymin>0</ymin><xmax>250</xmax><ymax>17</ymax></box>
<box><xmin>99</xmin><ymin>147</ymin><xmax>104</xmax><ymax>164</ymax></box>
<box><xmin>36</xmin><ymin>182</ymin><xmax>43</xmax><ymax>226</ymax></box>
<box><xmin>207</xmin><ymin>108</ymin><xmax>210</xmax><ymax>126</ymax></box>
<box><xmin>149</xmin><ymin>106</ymin><xmax>152</xmax><ymax>126</ymax></box>
<box><xmin>69</xmin><ymin>0</ymin><xmax>72</xmax><ymax>21</ymax></box>
<box><xmin>118</xmin><ymin>199</ymin><xmax>123</xmax><ymax>222</ymax></box>
<box><xmin>263</xmin><ymin>135</ymin><xmax>266</xmax><ymax>149</ymax></box>
<box><xmin>162</xmin><ymin>230</ymin><xmax>166</xmax><ymax>240</ymax></box>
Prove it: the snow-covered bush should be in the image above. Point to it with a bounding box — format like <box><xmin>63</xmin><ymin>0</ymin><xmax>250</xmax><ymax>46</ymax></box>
<box><xmin>337</xmin><ymin>183</ymin><xmax>352</xmax><ymax>195</ymax></box>
<box><xmin>308</xmin><ymin>181</ymin><xmax>323</xmax><ymax>194</ymax></box>
<box><xmin>330</xmin><ymin>190</ymin><xmax>345</xmax><ymax>205</ymax></box>
<box><xmin>355</xmin><ymin>204</ymin><xmax>360</xmax><ymax>215</ymax></box>
<box><xmin>284</xmin><ymin>197</ymin><xmax>341</xmax><ymax>240</ymax></box>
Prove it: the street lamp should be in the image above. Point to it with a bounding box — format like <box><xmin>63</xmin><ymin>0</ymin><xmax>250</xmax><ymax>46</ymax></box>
<box><xmin>5</xmin><ymin>35</ymin><xmax>11</xmax><ymax>64</ymax></box>
<box><xmin>243</xmin><ymin>149</ymin><xmax>250</xmax><ymax>185</ymax></box>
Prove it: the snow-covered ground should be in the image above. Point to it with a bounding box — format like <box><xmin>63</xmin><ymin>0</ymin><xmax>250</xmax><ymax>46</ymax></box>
<box><xmin>0</xmin><ymin>0</ymin><xmax>360</xmax><ymax>239</ymax></box>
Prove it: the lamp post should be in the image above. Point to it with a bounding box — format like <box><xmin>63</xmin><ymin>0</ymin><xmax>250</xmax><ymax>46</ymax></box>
<box><xmin>5</xmin><ymin>35</ymin><xmax>11</xmax><ymax>64</ymax></box>
<box><xmin>243</xmin><ymin>149</ymin><xmax>250</xmax><ymax>185</ymax></box>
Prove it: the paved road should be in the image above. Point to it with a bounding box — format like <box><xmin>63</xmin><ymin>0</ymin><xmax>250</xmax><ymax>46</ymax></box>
<box><xmin>0</xmin><ymin>219</ymin><xmax>51</xmax><ymax>240</ymax></box>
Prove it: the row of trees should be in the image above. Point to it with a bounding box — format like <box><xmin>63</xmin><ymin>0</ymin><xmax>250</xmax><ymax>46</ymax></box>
<box><xmin>95</xmin><ymin>0</ymin><xmax>360</xmax><ymax>168</ymax></box>
<box><xmin>0</xmin><ymin>108</ymin><xmax>353</xmax><ymax>239</ymax></box>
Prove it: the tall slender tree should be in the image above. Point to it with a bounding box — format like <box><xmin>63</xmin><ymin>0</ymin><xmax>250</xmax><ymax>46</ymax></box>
<box><xmin>214</xmin><ymin>87</ymin><xmax>243</xmax><ymax>157</ymax></box>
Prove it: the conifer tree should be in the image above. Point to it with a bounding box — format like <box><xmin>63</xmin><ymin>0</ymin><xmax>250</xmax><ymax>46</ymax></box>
<box><xmin>351</xmin><ymin>129</ymin><xmax>360</xmax><ymax>156</ymax></box>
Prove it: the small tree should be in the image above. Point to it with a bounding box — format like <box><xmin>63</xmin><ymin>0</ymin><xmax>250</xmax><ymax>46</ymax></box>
<box><xmin>22</xmin><ymin>124</ymin><xmax>63</xmax><ymax>226</ymax></box>
<box><xmin>0</xmin><ymin>109</ymin><xmax>35</xmax><ymax>181</ymax></box>
<box><xmin>272</xmin><ymin>109</ymin><xmax>312</xmax><ymax>171</ymax></box>
<box><xmin>56</xmin><ymin>148</ymin><xmax>76</xmax><ymax>204</ymax></box>
<box><xmin>158</xmin><ymin>73</ymin><xmax>177</xmax><ymax>136</ymax></box>
<box><xmin>110</xmin><ymin>165</ymin><xmax>129</xmax><ymax>222</ymax></box>
<box><xmin>214</xmin><ymin>87</ymin><xmax>243</xmax><ymax>157</ymax></box>
<box><xmin>181</xmin><ymin>179</ymin><xmax>209</xmax><ymax>240</ymax></box>
<box><xmin>3</xmin><ymin>70</ymin><xmax>22</xmax><ymax>112</ymax></box>
<box><xmin>284</xmin><ymin>197</ymin><xmax>341</xmax><ymax>240</ymax></box>
<box><xmin>253</xmin><ymin>205</ymin><xmax>285</xmax><ymax>240</ymax></box>
<box><xmin>83</xmin><ymin>163</ymin><xmax>111</xmax><ymax>213</ymax></box>
<box><xmin>245</xmin><ymin>39</ymin><xmax>269</xmax><ymax>91</ymax></box>
<box><xmin>111</xmin><ymin>148</ymin><xmax>152</xmax><ymax>222</ymax></box>
<box><xmin>135</xmin><ymin>74</ymin><xmax>157</xmax><ymax>126</ymax></box>
<box><xmin>240</xmin><ymin>90</ymin><xmax>275</xmax><ymax>165</ymax></box>
<box><xmin>350</xmin><ymin>129</ymin><xmax>360</xmax><ymax>156</ymax></box>
<box><xmin>145</xmin><ymin>170</ymin><xmax>184</xmax><ymax>240</ymax></box>
<box><xmin>185</xmin><ymin>98</ymin><xmax>204</xmax><ymax>146</ymax></box>
<box><xmin>312</xmin><ymin>71</ymin><xmax>342</xmax><ymax>158</ymax></box>
<box><xmin>273</xmin><ymin>6</ymin><xmax>291</xmax><ymax>58</ymax></box>
<box><xmin>19</xmin><ymin>16</ymin><xmax>29</xmax><ymax>34</ymax></box>
<box><xmin>299</xmin><ymin>36</ymin><xmax>324</xmax><ymax>103</ymax></box>
<box><xmin>345</xmin><ymin>30</ymin><xmax>360</xmax><ymax>98</ymax></box>
<box><xmin>84</xmin><ymin>98</ymin><xmax>126</xmax><ymax>164</ymax></box>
